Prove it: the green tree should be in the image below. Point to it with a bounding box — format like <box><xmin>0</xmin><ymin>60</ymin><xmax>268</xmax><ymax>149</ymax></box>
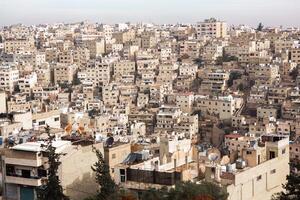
<box><xmin>194</xmin><ymin>57</ymin><xmax>204</xmax><ymax>67</ymax></box>
<box><xmin>216</xmin><ymin>54</ymin><xmax>238</xmax><ymax>65</ymax></box>
<box><xmin>257</xmin><ymin>22</ymin><xmax>264</xmax><ymax>31</ymax></box>
<box><xmin>227</xmin><ymin>71</ymin><xmax>242</xmax><ymax>87</ymax></box>
<box><xmin>92</xmin><ymin>147</ymin><xmax>118</xmax><ymax>200</ymax></box>
<box><xmin>237</xmin><ymin>83</ymin><xmax>244</xmax><ymax>91</ymax></box>
<box><xmin>36</xmin><ymin>125</ymin><xmax>69</xmax><ymax>200</ymax></box>
<box><xmin>140</xmin><ymin>187</ymin><xmax>168</xmax><ymax>200</ymax></box>
<box><xmin>289</xmin><ymin>67</ymin><xmax>299</xmax><ymax>80</ymax></box>
<box><xmin>168</xmin><ymin>181</ymin><xmax>228</xmax><ymax>200</ymax></box>
<box><xmin>140</xmin><ymin>181</ymin><xmax>228</xmax><ymax>200</ymax></box>
<box><xmin>272</xmin><ymin>161</ymin><xmax>300</xmax><ymax>200</ymax></box>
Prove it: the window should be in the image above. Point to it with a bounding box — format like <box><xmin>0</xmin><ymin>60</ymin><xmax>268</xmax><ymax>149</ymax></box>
<box><xmin>246</xmin><ymin>151</ymin><xmax>252</xmax><ymax>155</ymax></box>
<box><xmin>271</xmin><ymin>169</ymin><xmax>276</xmax><ymax>174</ymax></box>
<box><xmin>112</xmin><ymin>153</ymin><xmax>116</xmax><ymax>159</ymax></box>
<box><xmin>257</xmin><ymin>175</ymin><xmax>262</xmax><ymax>181</ymax></box>
<box><xmin>269</xmin><ymin>151</ymin><xmax>276</xmax><ymax>159</ymax></box>
<box><xmin>38</xmin><ymin>169</ymin><xmax>47</xmax><ymax>177</ymax></box>
<box><xmin>21</xmin><ymin>169</ymin><xmax>31</xmax><ymax>178</ymax></box>
<box><xmin>282</xmin><ymin>149</ymin><xmax>286</xmax><ymax>154</ymax></box>
<box><xmin>54</xmin><ymin>117</ymin><xmax>59</xmax><ymax>121</ymax></box>
<box><xmin>39</xmin><ymin>121</ymin><xmax>45</xmax><ymax>125</ymax></box>
<box><xmin>120</xmin><ymin>169</ymin><xmax>126</xmax><ymax>182</ymax></box>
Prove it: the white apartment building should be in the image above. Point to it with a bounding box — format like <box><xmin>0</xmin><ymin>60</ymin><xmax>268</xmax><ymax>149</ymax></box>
<box><xmin>156</xmin><ymin>105</ymin><xmax>182</xmax><ymax>131</ymax></box>
<box><xmin>32</xmin><ymin>110</ymin><xmax>61</xmax><ymax>129</ymax></box>
<box><xmin>18</xmin><ymin>72</ymin><xmax>38</xmax><ymax>95</ymax></box>
<box><xmin>195</xmin><ymin>95</ymin><xmax>243</xmax><ymax>120</ymax></box>
<box><xmin>0</xmin><ymin>64</ymin><xmax>19</xmax><ymax>93</ymax></box>
<box><xmin>200</xmin><ymin>70</ymin><xmax>229</xmax><ymax>93</ymax></box>
<box><xmin>179</xmin><ymin>63</ymin><xmax>198</xmax><ymax>77</ymax></box>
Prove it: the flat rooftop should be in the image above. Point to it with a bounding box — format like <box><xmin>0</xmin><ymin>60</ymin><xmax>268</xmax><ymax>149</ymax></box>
<box><xmin>11</xmin><ymin>140</ymin><xmax>71</xmax><ymax>153</ymax></box>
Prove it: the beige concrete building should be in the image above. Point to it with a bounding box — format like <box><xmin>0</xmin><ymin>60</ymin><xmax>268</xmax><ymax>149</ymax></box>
<box><xmin>219</xmin><ymin>135</ymin><xmax>290</xmax><ymax>200</ymax></box>
<box><xmin>290</xmin><ymin>141</ymin><xmax>300</xmax><ymax>161</ymax></box>
<box><xmin>53</xmin><ymin>64</ymin><xmax>77</xmax><ymax>85</ymax></box>
<box><xmin>78</xmin><ymin>61</ymin><xmax>111</xmax><ymax>87</ymax></box>
<box><xmin>291</xmin><ymin>47</ymin><xmax>300</xmax><ymax>64</ymax></box>
<box><xmin>156</xmin><ymin>105</ymin><xmax>182</xmax><ymax>131</ymax></box>
<box><xmin>179</xmin><ymin>63</ymin><xmax>198</xmax><ymax>78</ymax></box>
<box><xmin>18</xmin><ymin>72</ymin><xmax>37</xmax><ymax>95</ymax></box>
<box><xmin>7</xmin><ymin>95</ymin><xmax>31</xmax><ymax>113</ymax></box>
<box><xmin>114</xmin><ymin>60</ymin><xmax>136</xmax><ymax>78</ymax></box>
<box><xmin>0</xmin><ymin>91</ymin><xmax>7</xmax><ymax>113</ymax></box>
<box><xmin>196</xmin><ymin>18</ymin><xmax>227</xmax><ymax>38</ymax></box>
<box><xmin>2</xmin><ymin>141</ymin><xmax>103</xmax><ymax>200</ymax></box>
<box><xmin>104</xmin><ymin>142</ymin><xmax>131</xmax><ymax>178</ymax></box>
<box><xmin>102</xmin><ymin>83</ymin><xmax>120</xmax><ymax>107</ymax></box>
<box><xmin>4</xmin><ymin>38</ymin><xmax>35</xmax><ymax>53</ymax></box>
<box><xmin>195</xmin><ymin>95</ymin><xmax>243</xmax><ymax>120</ymax></box>
<box><xmin>200</xmin><ymin>70</ymin><xmax>229</xmax><ymax>93</ymax></box>
<box><xmin>32</xmin><ymin>110</ymin><xmax>61</xmax><ymax>129</ymax></box>
<box><xmin>157</xmin><ymin>63</ymin><xmax>178</xmax><ymax>84</ymax></box>
<box><xmin>176</xmin><ymin>93</ymin><xmax>194</xmax><ymax>113</ymax></box>
<box><xmin>82</xmin><ymin>39</ymin><xmax>105</xmax><ymax>58</ymax></box>
<box><xmin>257</xmin><ymin>106</ymin><xmax>278</xmax><ymax>120</ymax></box>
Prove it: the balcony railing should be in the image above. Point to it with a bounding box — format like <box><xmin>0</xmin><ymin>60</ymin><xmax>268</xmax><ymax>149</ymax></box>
<box><xmin>5</xmin><ymin>157</ymin><xmax>43</xmax><ymax>167</ymax></box>
<box><xmin>6</xmin><ymin>175</ymin><xmax>43</xmax><ymax>187</ymax></box>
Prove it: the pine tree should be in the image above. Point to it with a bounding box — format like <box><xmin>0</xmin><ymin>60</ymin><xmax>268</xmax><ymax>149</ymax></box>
<box><xmin>272</xmin><ymin>161</ymin><xmax>300</xmax><ymax>200</ymax></box>
<box><xmin>36</xmin><ymin>125</ymin><xmax>69</xmax><ymax>200</ymax></box>
<box><xmin>92</xmin><ymin>147</ymin><xmax>118</xmax><ymax>200</ymax></box>
<box><xmin>257</xmin><ymin>22</ymin><xmax>264</xmax><ymax>31</ymax></box>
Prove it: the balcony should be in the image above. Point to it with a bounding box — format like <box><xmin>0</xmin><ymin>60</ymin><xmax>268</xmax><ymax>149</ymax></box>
<box><xmin>6</xmin><ymin>175</ymin><xmax>43</xmax><ymax>187</ymax></box>
<box><xmin>5</xmin><ymin>157</ymin><xmax>43</xmax><ymax>167</ymax></box>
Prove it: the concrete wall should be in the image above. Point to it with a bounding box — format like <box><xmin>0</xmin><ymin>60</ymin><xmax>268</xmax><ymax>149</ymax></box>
<box><xmin>60</xmin><ymin>143</ymin><xmax>104</xmax><ymax>200</ymax></box>
<box><xmin>227</xmin><ymin>154</ymin><xmax>289</xmax><ymax>200</ymax></box>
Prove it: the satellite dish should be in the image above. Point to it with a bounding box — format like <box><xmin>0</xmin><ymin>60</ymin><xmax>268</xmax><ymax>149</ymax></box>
<box><xmin>208</xmin><ymin>153</ymin><xmax>219</xmax><ymax>162</ymax></box>
<box><xmin>106</xmin><ymin>137</ymin><xmax>114</xmax><ymax>147</ymax></box>
<box><xmin>207</xmin><ymin>148</ymin><xmax>221</xmax><ymax>163</ymax></box>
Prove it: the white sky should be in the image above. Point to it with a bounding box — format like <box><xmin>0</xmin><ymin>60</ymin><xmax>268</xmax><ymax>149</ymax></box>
<box><xmin>0</xmin><ymin>0</ymin><xmax>299</xmax><ymax>27</ymax></box>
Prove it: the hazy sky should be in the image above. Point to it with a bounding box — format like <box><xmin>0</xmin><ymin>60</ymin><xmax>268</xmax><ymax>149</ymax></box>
<box><xmin>0</xmin><ymin>0</ymin><xmax>299</xmax><ymax>27</ymax></box>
